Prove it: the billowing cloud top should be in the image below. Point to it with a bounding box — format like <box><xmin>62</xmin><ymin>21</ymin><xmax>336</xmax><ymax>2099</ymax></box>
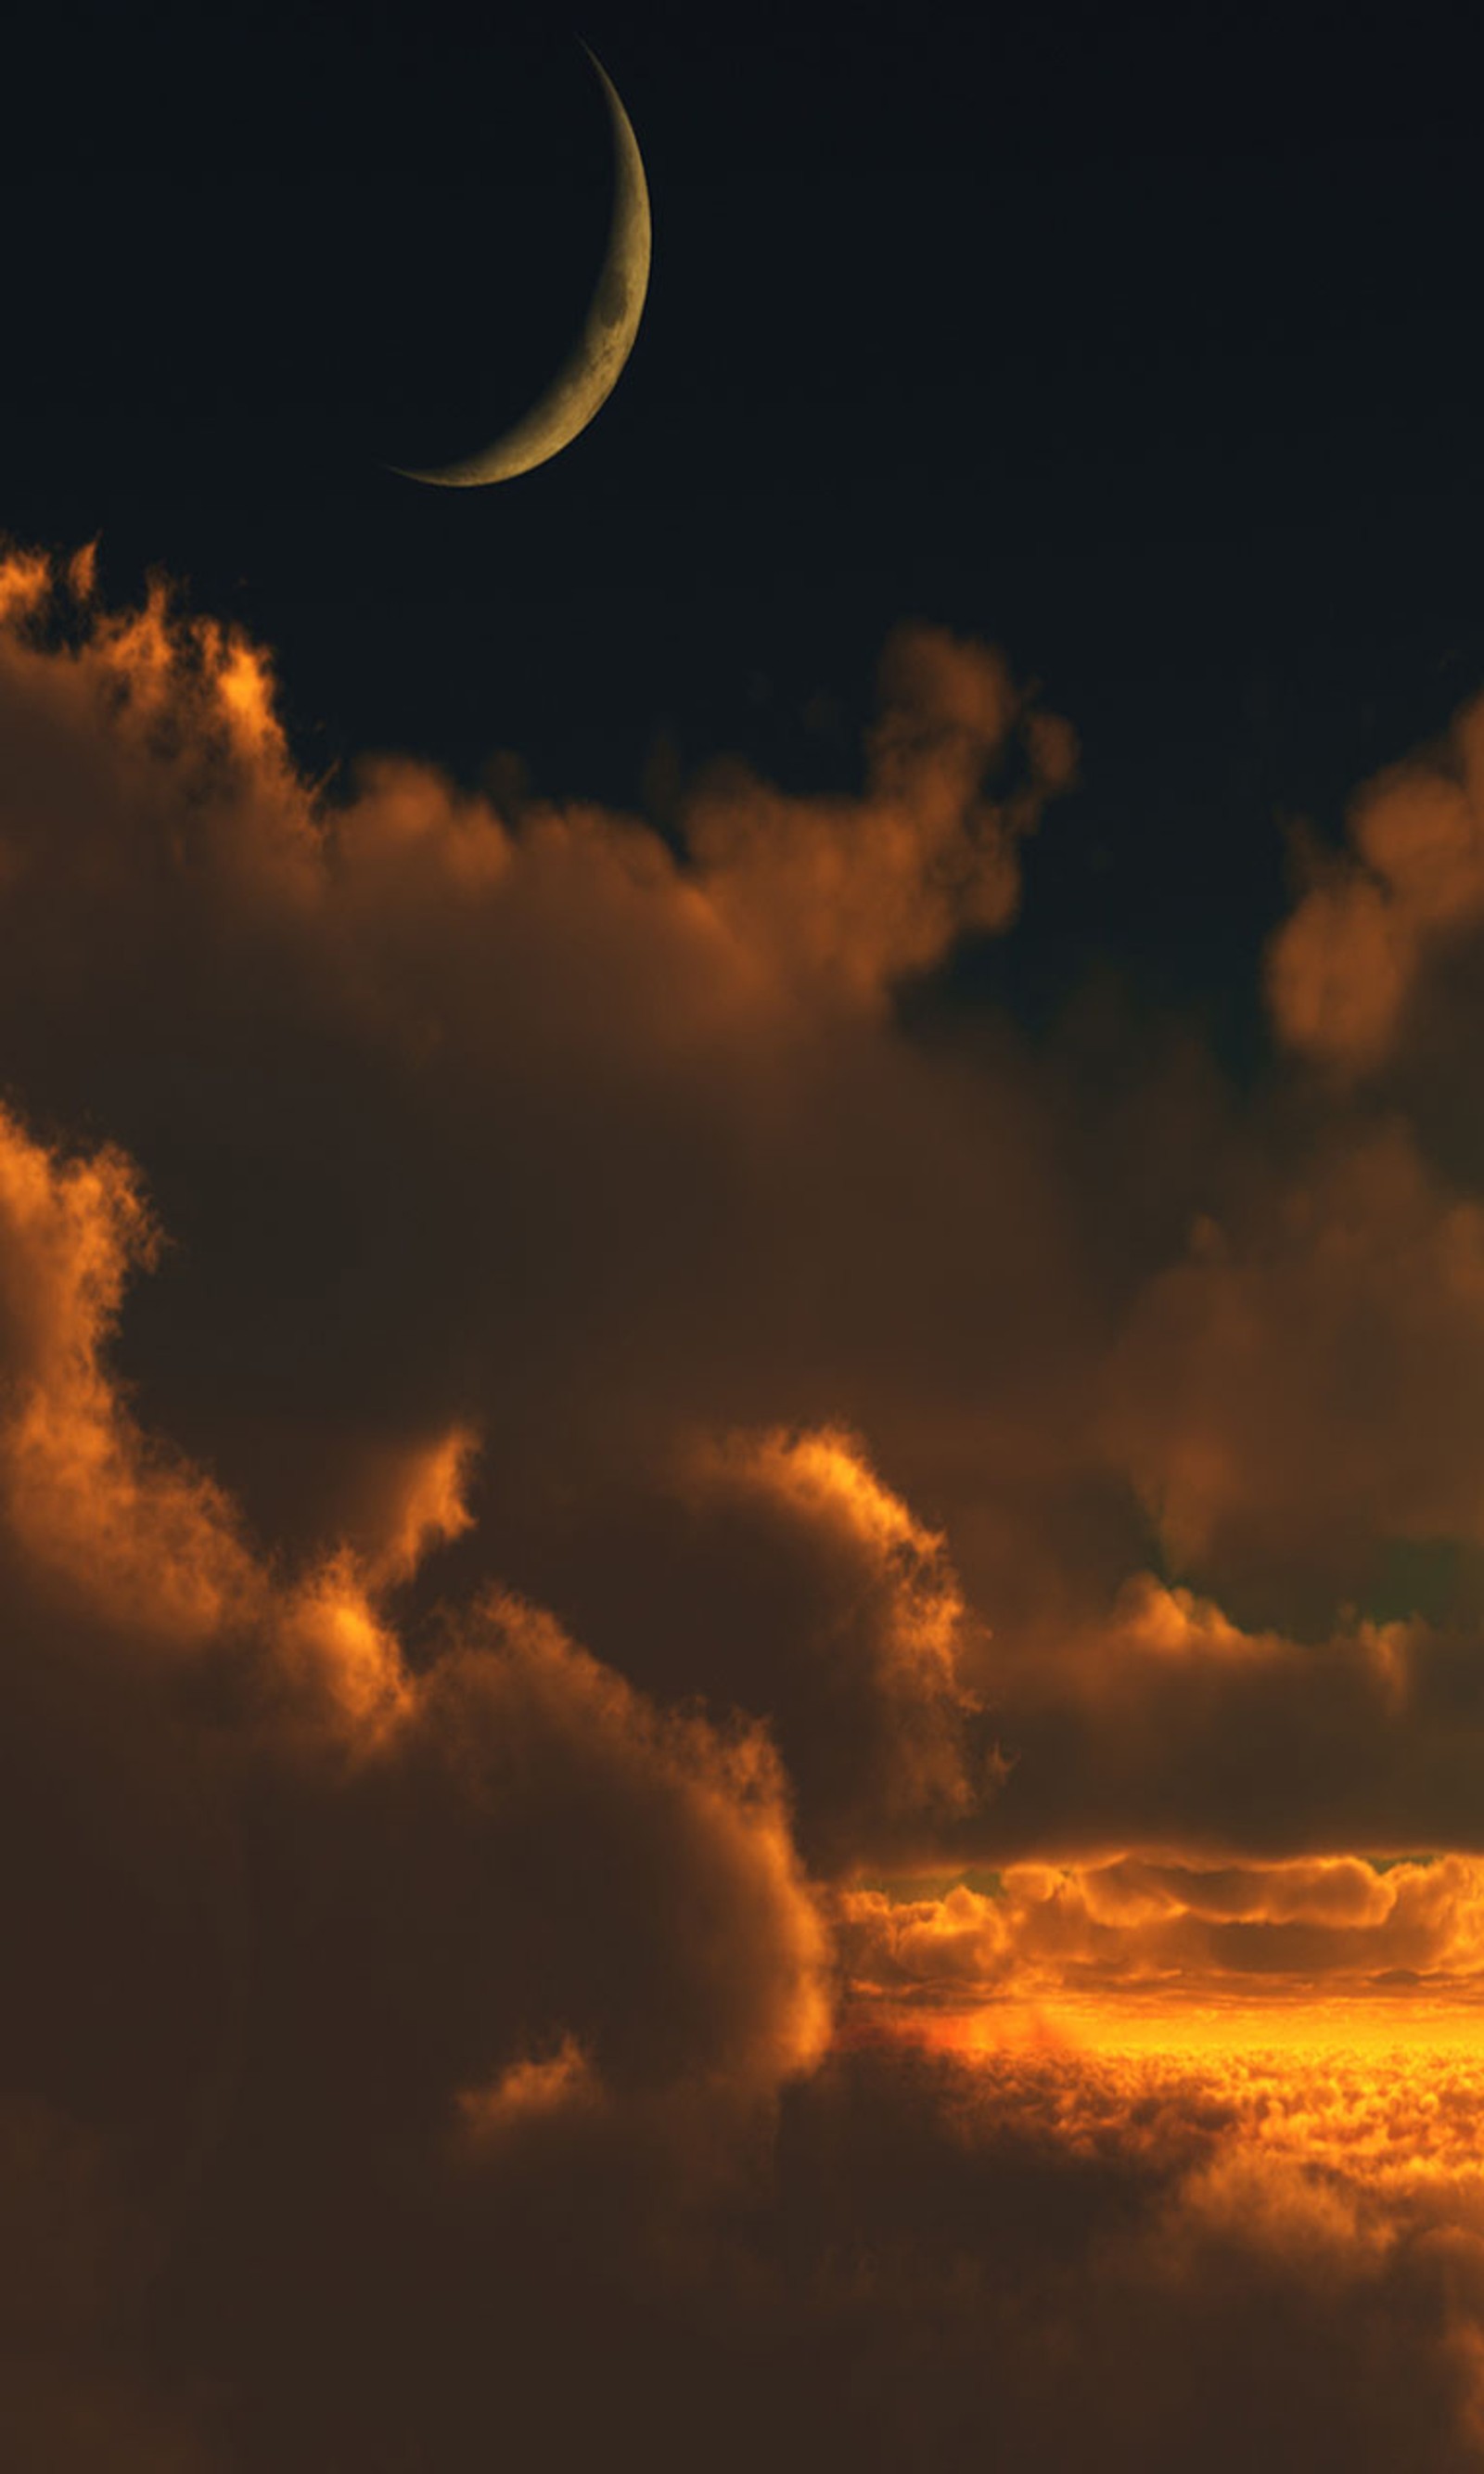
<box><xmin>6</xmin><ymin>543</ymin><xmax>1484</xmax><ymax>2468</ymax></box>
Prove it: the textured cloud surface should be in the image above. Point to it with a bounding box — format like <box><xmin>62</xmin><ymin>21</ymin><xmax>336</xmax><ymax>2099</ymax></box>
<box><xmin>6</xmin><ymin>544</ymin><xmax>1484</xmax><ymax>2466</ymax></box>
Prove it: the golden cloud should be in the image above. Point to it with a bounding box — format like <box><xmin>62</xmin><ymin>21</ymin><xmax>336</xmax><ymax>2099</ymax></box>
<box><xmin>838</xmin><ymin>1852</ymin><xmax>1484</xmax><ymax>2011</ymax></box>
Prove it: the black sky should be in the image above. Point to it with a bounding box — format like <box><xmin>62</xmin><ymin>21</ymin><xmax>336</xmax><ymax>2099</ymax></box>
<box><xmin>5</xmin><ymin>0</ymin><xmax>1482</xmax><ymax>1069</ymax></box>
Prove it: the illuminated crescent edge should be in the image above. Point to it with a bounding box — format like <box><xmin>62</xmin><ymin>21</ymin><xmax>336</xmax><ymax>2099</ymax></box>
<box><xmin>391</xmin><ymin>46</ymin><xmax>651</xmax><ymax>487</ymax></box>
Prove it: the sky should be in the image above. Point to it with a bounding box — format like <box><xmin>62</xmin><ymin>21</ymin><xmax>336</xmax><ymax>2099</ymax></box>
<box><xmin>7</xmin><ymin>2</ymin><xmax>1484</xmax><ymax>2467</ymax></box>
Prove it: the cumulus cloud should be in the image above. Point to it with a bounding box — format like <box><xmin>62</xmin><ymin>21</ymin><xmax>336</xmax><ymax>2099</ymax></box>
<box><xmin>500</xmin><ymin>1421</ymin><xmax>991</xmax><ymax>1872</ymax></box>
<box><xmin>0</xmin><ymin>1011</ymin><xmax>830</xmax><ymax>2463</ymax></box>
<box><xmin>940</xmin><ymin>1573</ymin><xmax>1484</xmax><ymax>1863</ymax></box>
<box><xmin>838</xmin><ymin>1851</ymin><xmax>1484</xmax><ymax>2010</ymax></box>
<box><xmin>1104</xmin><ymin>1117</ymin><xmax>1484</xmax><ymax>1610</ymax></box>
<box><xmin>1267</xmin><ymin>694</ymin><xmax>1484</xmax><ymax>1073</ymax></box>
<box><xmin>761</xmin><ymin>2036</ymin><xmax>1484</xmax><ymax>2474</ymax></box>
<box><xmin>0</xmin><ymin>548</ymin><xmax>1090</xmax><ymax>1582</ymax></box>
<box><xmin>11</xmin><ymin>541</ymin><xmax>1484</xmax><ymax>2464</ymax></box>
<box><xmin>688</xmin><ymin>622</ymin><xmax>1076</xmax><ymax>1003</ymax></box>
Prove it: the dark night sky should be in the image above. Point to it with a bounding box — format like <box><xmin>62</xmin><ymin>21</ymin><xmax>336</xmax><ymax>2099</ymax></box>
<box><xmin>6</xmin><ymin>0</ymin><xmax>1482</xmax><ymax>1072</ymax></box>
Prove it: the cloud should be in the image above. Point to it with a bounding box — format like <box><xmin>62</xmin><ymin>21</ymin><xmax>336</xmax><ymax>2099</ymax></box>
<box><xmin>0</xmin><ymin>1098</ymin><xmax>257</xmax><ymax>1646</ymax></box>
<box><xmin>759</xmin><ymin>2036</ymin><xmax>1484</xmax><ymax>2474</ymax></box>
<box><xmin>11</xmin><ymin>541</ymin><xmax>1484</xmax><ymax>2463</ymax></box>
<box><xmin>1267</xmin><ymin>694</ymin><xmax>1484</xmax><ymax>1074</ymax></box>
<box><xmin>1087</xmin><ymin>1106</ymin><xmax>1484</xmax><ymax>1652</ymax></box>
<box><xmin>497</xmin><ymin>1421</ymin><xmax>990</xmax><ymax>1873</ymax></box>
<box><xmin>688</xmin><ymin>622</ymin><xmax>1076</xmax><ymax>1005</ymax></box>
<box><xmin>936</xmin><ymin>1572</ymin><xmax>1484</xmax><ymax>1864</ymax></box>
<box><xmin>838</xmin><ymin>1851</ymin><xmax>1484</xmax><ymax>2009</ymax></box>
<box><xmin>0</xmin><ymin>1010</ymin><xmax>831</xmax><ymax>2462</ymax></box>
<box><xmin>0</xmin><ymin>548</ymin><xmax>1089</xmax><ymax>1595</ymax></box>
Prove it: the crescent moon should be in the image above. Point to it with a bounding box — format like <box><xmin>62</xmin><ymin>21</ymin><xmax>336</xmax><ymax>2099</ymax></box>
<box><xmin>392</xmin><ymin>45</ymin><xmax>650</xmax><ymax>488</ymax></box>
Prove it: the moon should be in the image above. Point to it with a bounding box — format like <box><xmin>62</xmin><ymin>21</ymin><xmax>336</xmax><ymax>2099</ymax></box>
<box><xmin>392</xmin><ymin>45</ymin><xmax>650</xmax><ymax>488</ymax></box>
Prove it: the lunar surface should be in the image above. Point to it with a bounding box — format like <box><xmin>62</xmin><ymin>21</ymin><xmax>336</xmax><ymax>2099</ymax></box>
<box><xmin>392</xmin><ymin>45</ymin><xmax>651</xmax><ymax>488</ymax></box>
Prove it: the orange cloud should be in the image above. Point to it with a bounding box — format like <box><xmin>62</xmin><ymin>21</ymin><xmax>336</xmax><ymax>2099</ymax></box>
<box><xmin>0</xmin><ymin>1100</ymin><xmax>255</xmax><ymax>1646</ymax></box>
<box><xmin>458</xmin><ymin>2032</ymin><xmax>601</xmax><ymax>2140</ymax></box>
<box><xmin>661</xmin><ymin>1424</ymin><xmax>985</xmax><ymax>1865</ymax></box>
<box><xmin>1266</xmin><ymin>691</ymin><xmax>1484</xmax><ymax>1073</ymax></box>
<box><xmin>687</xmin><ymin>622</ymin><xmax>1075</xmax><ymax>1007</ymax></box>
<box><xmin>838</xmin><ymin>1852</ymin><xmax>1484</xmax><ymax>2017</ymax></box>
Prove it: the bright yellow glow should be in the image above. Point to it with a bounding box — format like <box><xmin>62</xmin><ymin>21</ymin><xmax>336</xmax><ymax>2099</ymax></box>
<box><xmin>848</xmin><ymin>1993</ymin><xmax>1484</xmax><ymax>2208</ymax></box>
<box><xmin>913</xmin><ymin>1992</ymin><xmax>1484</xmax><ymax>2062</ymax></box>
